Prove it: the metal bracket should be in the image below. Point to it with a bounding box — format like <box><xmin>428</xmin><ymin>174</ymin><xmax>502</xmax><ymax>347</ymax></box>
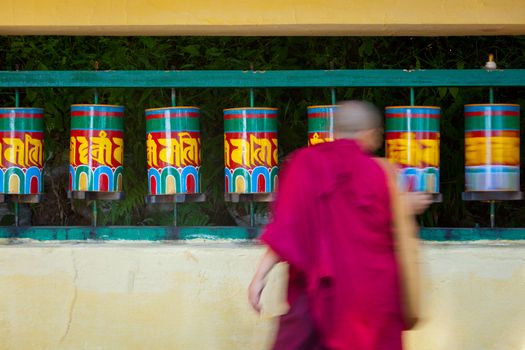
<box><xmin>145</xmin><ymin>193</ymin><xmax>206</xmax><ymax>204</ymax></box>
<box><xmin>462</xmin><ymin>191</ymin><xmax>524</xmax><ymax>201</ymax></box>
<box><xmin>67</xmin><ymin>191</ymin><xmax>125</xmax><ymax>200</ymax></box>
<box><xmin>224</xmin><ymin>193</ymin><xmax>275</xmax><ymax>203</ymax></box>
<box><xmin>4</xmin><ymin>194</ymin><xmax>42</xmax><ymax>203</ymax></box>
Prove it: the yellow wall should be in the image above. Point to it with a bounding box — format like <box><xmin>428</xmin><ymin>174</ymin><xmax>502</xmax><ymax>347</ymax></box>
<box><xmin>0</xmin><ymin>240</ymin><xmax>524</xmax><ymax>350</ymax></box>
<box><xmin>0</xmin><ymin>0</ymin><xmax>524</xmax><ymax>36</ymax></box>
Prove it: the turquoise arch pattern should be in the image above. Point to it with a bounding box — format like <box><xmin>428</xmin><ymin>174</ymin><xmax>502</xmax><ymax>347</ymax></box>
<box><xmin>93</xmin><ymin>167</ymin><xmax>114</xmax><ymax>191</ymax></box>
<box><xmin>225</xmin><ymin>166</ymin><xmax>278</xmax><ymax>193</ymax></box>
<box><xmin>180</xmin><ymin>166</ymin><xmax>199</xmax><ymax>193</ymax></box>
<box><xmin>465</xmin><ymin>165</ymin><xmax>520</xmax><ymax>192</ymax></box>
<box><xmin>398</xmin><ymin>167</ymin><xmax>440</xmax><ymax>193</ymax></box>
<box><xmin>251</xmin><ymin>166</ymin><xmax>271</xmax><ymax>192</ymax></box>
<box><xmin>160</xmin><ymin>166</ymin><xmax>181</xmax><ymax>194</ymax></box>
<box><xmin>69</xmin><ymin>165</ymin><xmax>123</xmax><ymax>191</ymax></box>
<box><xmin>148</xmin><ymin>165</ymin><xmax>200</xmax><ymax>195</ymax></box>
<box><xmin>0</xmin><ymin>166</ymin><xmax>43</xmax><ymax>194</ymax></box>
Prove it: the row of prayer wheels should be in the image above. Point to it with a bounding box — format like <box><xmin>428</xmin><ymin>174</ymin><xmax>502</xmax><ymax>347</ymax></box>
<box><xmin>385</xmin><ymin>104</ymin><xmax>521</xmax><ymax>200</ymax></box>
<box><xmin>0</xmin><ymin>103</ymin><xmax>520</xmax><ymax>202</ymax></box>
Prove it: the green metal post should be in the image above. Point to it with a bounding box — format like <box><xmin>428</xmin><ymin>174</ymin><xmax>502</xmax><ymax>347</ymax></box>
<box><xmin>91</xmin><ymin>87</ymin><xmax>99</xmax><ymax>228</ymax></box>
<box><xmin>171</xmin><ymin>88</ymin><xmax>178</xmax><ymax>226</ymax></box>
<box><xmin>249</xmin><ymin>202</ymin><xmax>255</xmax><ymax>227</ymax></box>
<box><xmin>14</xmin><ymin>201</ymin><xmax>19</xmax><ymax>227</ymax></box>
<box><xmin>173</xmin><ymin>202</ymin><xmax>178</xmax><ymax>227</ymax></box>
<box><xmin>248</xmin><ymin>65</ymin><xmax>256</xmax><ymax>227</ymax></box>
<box><xmin>410</xmin><ymin>86</ymin><xmax>424</xmax><ymax>225</ymax></box>
<box><xmin>91</xmin><ymin>200</ymin><xmax>97</xmax><ymax>227</ymax></box>
<box><xmin>171</xmin><ymin>88</ymin><xmax>176</xmax><ymax>107</ymax></box>
<box><xmin>14</xmin><ymin>88</ymin><xmax>20</xmax><ymax>226</ymax></box>
<box><xmin>329</xmin><ymin>62</ymin><xmax>336</xmax><ymax>105</ymax></box>
<box><xmin>490</xmin><ymin>201</ymin><xmax>496</xmax><ymax>228</ymax></box>
<box><xmin>94</xmin><ymin>61</ymin><xmax>100</xmax><ymax>104</ymax></box>
<box><xmin>249</xmin><ymin>83</ymin><xmax>255</xmax><ymax>226</ymax></box>
<box><xmin>249</xmin><ymin>89</ymin><xmax>255</xmax><ymax>108</ymax></box>
<box><xmin>489</xmin><ymin>86</ymin><xmax>495</xmax><ymax>227</ymax></box>
<box><xmin>249</xmin><ymin>63</ymin><xmax>255</xmax><ymax>108</ymax></box>
<box><xmin>171</xmin><ymin>66</ymin><xmax>177</xmax><ymax>108</ymax></box>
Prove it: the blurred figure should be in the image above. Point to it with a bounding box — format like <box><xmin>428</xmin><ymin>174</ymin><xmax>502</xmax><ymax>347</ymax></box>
<box><xmin>249</xmin><ymin>101</ymin><xmax>431</xmax><ymax>350</ymax></box>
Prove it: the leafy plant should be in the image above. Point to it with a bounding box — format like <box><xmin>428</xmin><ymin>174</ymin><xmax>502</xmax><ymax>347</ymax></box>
<box><xmin>0</xmin><ymin>36</ymin><xmax>524</xmax><ymax>227</ymax></box>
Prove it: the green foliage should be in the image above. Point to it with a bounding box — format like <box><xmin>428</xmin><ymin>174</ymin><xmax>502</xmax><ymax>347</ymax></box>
<box><xmin>0</xmin><ymin>36</ymin><xmax>524</xmax><ymax>227</ymax></box>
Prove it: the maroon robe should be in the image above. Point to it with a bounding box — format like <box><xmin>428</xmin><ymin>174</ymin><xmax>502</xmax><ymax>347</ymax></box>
<box><xmin>260</xmin><ymin>139</ymin><xmax>403</xmax><ymax>350</ymax></box>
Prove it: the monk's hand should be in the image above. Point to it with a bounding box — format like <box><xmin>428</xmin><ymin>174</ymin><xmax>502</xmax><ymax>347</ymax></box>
<box><xmin>248</xmin><ymin>274</ymin><xmax>267</xmax><ymax>313</ymax></box>
<box><xmin>405</xmin><ymin>192</ymin><xmax>433</xmax><ymax>215</ymax></box>
<box><xmin>248</xmin><ymin>248</ymin><xmax>280</xmax><ymax>313</ymax></box>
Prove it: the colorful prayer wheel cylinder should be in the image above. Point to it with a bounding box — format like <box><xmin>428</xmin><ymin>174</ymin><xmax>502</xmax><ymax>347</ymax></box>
<box><xmin>69</xmin><ymin>104</ymin><xmax>124</xmax><ymax>193</ymax></box>
<box><xmin>145</xmin><ymin>107</ymin><xmax>201</xmax><ymax>195</ymax></box>
<box><xmin>224</xmin><ymin>107</ymin><xmax>278</xmax><ymax>194</ymax></box>
<box><xmin>307</xmin><ymin>105</ymin><xmax>336</xmax><ymax>146</ymax></box>
<box><xmin>0</xmin><ymin>107</ymin><xmax>44</xmax><ymax>195</ymax></box>
<box><xmin>385</xmin><ymin>106</ymin><xmax>441</xmax><ymax>193</ymax></box>
<box><xmin>464</xmin><ymin>104</ymin><xmax>520</xmax><ymax>192</ymax></box>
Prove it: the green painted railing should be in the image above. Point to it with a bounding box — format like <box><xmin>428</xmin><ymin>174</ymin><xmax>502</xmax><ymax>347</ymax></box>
<box><xmin>0</xmin><ymin>227</ymin><xmax>523</xmax><ymax>241</ymax></box>
<box><xmin>1</xmin><ymin>68</ymin><xmax>525</xmax><ymax>241</ymax></box>
<box><xmin>0</xmin><ymin>226</ymin><xmax>257</xmax><ymax>241</ymax></box>
<box><xmin>1</xmin><ymin>69</ymin><xmax>525</xmax><ymax>88</ymax></box>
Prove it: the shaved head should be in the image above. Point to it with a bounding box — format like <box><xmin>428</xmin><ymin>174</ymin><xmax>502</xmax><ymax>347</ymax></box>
<box><xmin>333</xmin><ymin>100</ymin><xmax>383</xmax><ymax>152</ymax></box>
<box><xmin>334</xmin><ymin>100</ymin><xmax>383</xmax><ymax>137</ymax></box>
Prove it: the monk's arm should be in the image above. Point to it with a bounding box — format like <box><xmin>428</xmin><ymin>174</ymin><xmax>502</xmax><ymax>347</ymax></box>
<box><xmin>248</xmin><ymin>248</ymin><xmax>281</xmax><ymax>313</ymax></box>
<box><xmin>249</xmin><ymin>151</ymin><xmax>310</xmax><ymax>313</ymax></box>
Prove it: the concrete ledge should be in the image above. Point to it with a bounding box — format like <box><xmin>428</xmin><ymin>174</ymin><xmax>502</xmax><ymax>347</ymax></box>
<box><xmin>0</xmin><ymin>240</ymin><xmax>523</xmax><ymax>350</ymax></box>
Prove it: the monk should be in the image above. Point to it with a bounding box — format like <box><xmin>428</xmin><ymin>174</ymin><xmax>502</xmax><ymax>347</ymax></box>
<box><xmin>248</xmin><ymin>101</ymin><xmax>431</xmax><ymax>350</ymax></box>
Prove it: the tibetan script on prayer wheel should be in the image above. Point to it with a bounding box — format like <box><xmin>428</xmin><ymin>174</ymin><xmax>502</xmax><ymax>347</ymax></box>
<box><xmin>69</xmin><ymin>104</ymin><xmax>124</xmax><ymax>192</ymax></box>
<box><xmin>385</xmin><ymin>106</ymin><xmax>441</xmax><ymax>193</ymax></box>
<box><xmin>464</xmin><ymin>104</ymin><xmax>520</xmax><ymax>192</ymax></box>
<box><xmin>145</xmin><ymin>106</ymin><xmax>201</xmax><ymax>195</ymax></box>
<box><xmin>307</xmin><ymin>105</ymin><xmax>336</xmax><ymax>146</ymax></box>
<box><xmin>224</xmin><ymin>107</ymin><xmax>278</xmax><ymax>194</ymax></box>
<box><xmin>0</xmin><ymin>107</ymin><xmax>44</xmax><ymax>194</ymax></box>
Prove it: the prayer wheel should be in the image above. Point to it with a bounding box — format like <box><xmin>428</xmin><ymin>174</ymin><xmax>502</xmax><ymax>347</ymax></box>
<box><xmin>385</xmin><ymin>106</ymin><xmax>441</xmax><ymax>194</ymax></box>
<box><xmin>307</xmin><ymin>105</ymin><xmax>336</xmax><ymax>146</ymax></box>
<box><xmin>464</xmin><ymin>104</ymin><xmax>520</xmax><ymax>192</ymax></box>
<box><xmin>0</xmin><ymin>107</ymin><xmax>44</xmax><ymax>195</ymax></box>
<box><xmin>69</xmin><ymin>104</ymin><xmax>124</xmax><ymax>194</ymax></box>
<box><xmin>145</xmin><ymin>106</ymin><xmax>201</xmax><ymax>196</ymax></box>
<box><xmin>224</xmin><ymin>107</ymin><xmax>278</xmax><ymax>195</ymax></box>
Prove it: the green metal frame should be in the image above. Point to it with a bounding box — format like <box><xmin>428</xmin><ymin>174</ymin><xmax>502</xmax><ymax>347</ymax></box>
<box><xmin>1</xmin><ymin>68</ymin><xmax>525</xmax><ymax>241</ymax></box>
<box><xmin>0</xmin><ymin>227</ymin><xmax>523</xmax><ymax>241</ymax></box>
<box><xmin>1</xmin><ymin>69</ymin><xmax>525</xmax><ymax>88</ymax></box>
